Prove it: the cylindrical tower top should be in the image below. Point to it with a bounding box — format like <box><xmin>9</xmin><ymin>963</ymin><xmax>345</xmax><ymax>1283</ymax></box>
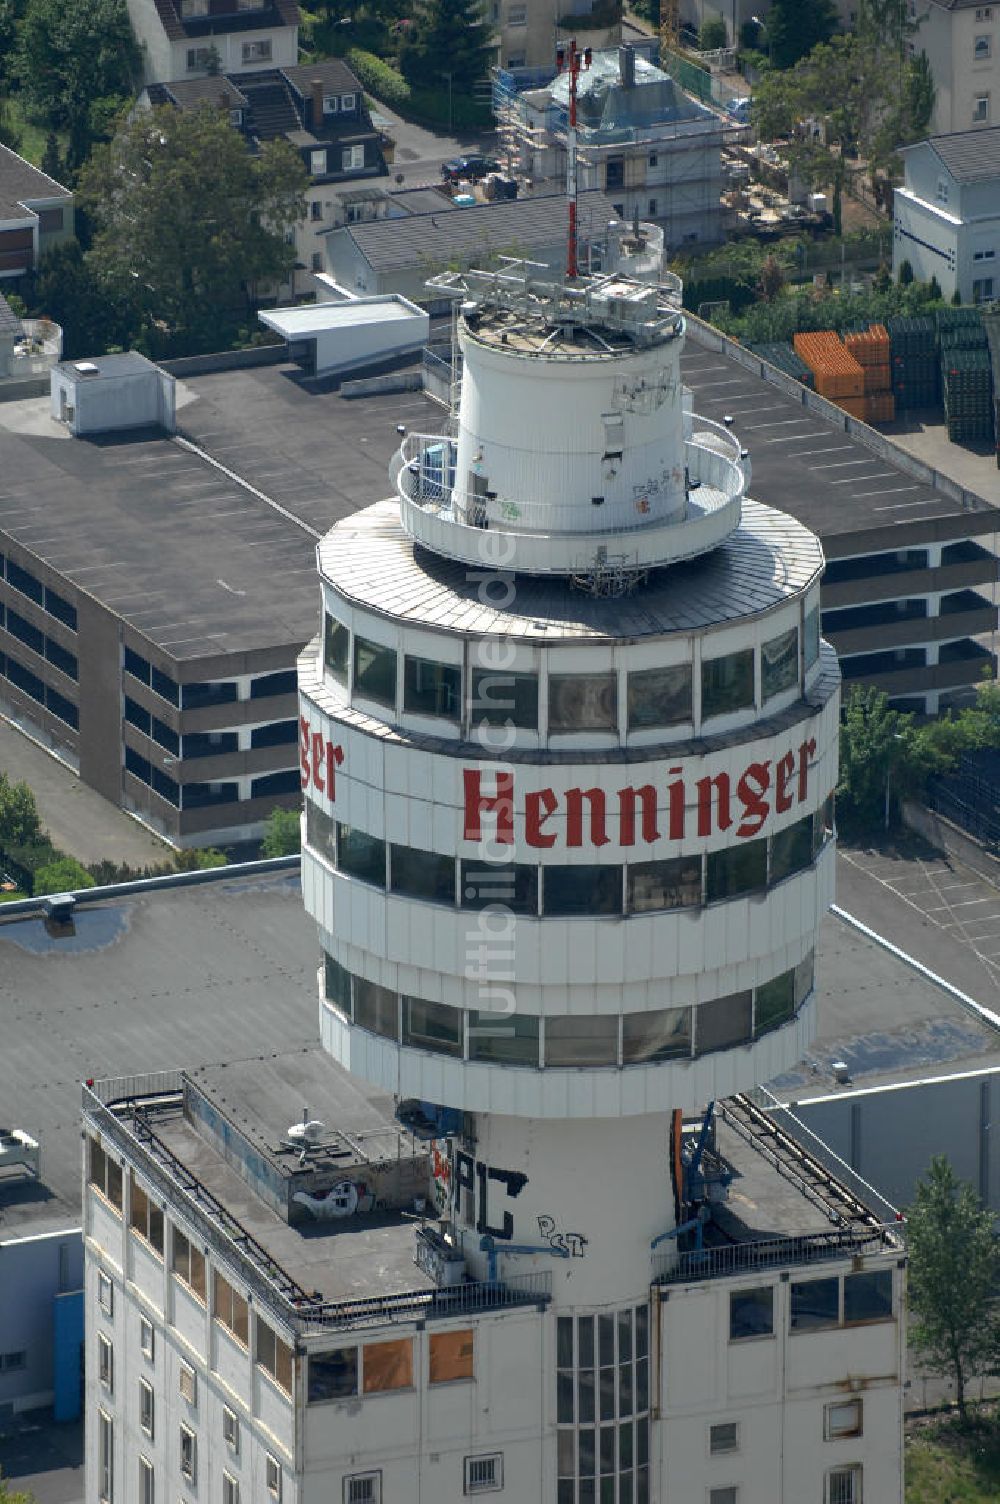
<box><xmin>394</xmin><ymin>267</ymin><xmax>746</xmax><ymax>581</ymax></box>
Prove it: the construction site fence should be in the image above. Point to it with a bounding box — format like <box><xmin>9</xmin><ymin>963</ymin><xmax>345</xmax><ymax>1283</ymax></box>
<box><xmin>683</xmin><ymin>313</ymin><xmax>991</xmax><ymax>514</ymax></box>
<box><xmin>658</xmin><ymin>45</ymin><xmax>747</xmax><ymax>111</ymax></box>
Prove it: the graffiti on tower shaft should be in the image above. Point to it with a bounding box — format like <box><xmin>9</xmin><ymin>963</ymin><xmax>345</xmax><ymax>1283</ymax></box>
<box><xmin>453</xmin><ymin>1149</ymin><xmax>528</xmax><ymax>1241</ymax></box>
<box><xmin>537</xmin><ymin>1214</ymin><xmax>588</xmax><ymax>1257</ymax></box>
<box><xmin>299</xmin><ymin>720</ymin><xmax>343</xmax><ymax>795</ymax></box>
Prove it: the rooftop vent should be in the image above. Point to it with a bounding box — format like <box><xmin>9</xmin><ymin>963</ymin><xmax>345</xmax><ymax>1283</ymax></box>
<box><xmin>73</xmin><ymin>361</ymin><xmax>100</xmax><ymax>376</ymax></box>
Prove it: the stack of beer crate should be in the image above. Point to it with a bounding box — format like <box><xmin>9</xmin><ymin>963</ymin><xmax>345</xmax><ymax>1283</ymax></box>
<box><xmin>844</xmin><ymin>324</ymin><xmax>894</xmax><ymax>423</ymax></box>
<box><xmin>938</xmin><ymin>308</ymin><xmax>993</xmax><ymax>442</ymax></box>
<box><xmin>887</xmin><ymin>315</ymin><xmax>937</xmax><ymax>410</ymax></box>
<box><xmin>745</xmin><ymin>342</ymin><xmax>814</xmax><ymax>388</ymax></box>
<box><xmin>792</xmin><ymin>330</ymin><xmax>865</xmax><ymax>417</ymax></box>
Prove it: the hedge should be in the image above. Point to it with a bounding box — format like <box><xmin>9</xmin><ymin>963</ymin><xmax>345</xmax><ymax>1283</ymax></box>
<box><xmin>347</xmin><ymin>48</ymin><xmax>492</xmax><ymax>132</ymax></box>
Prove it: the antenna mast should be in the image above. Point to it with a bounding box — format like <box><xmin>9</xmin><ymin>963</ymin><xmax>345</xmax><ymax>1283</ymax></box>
<box><xmin>556</xmin><ymin>39</ymin><xmax>591</xmax><ymax>280</ymax></box>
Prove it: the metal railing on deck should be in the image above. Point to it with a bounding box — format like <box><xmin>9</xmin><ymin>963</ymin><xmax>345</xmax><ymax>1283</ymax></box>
<box><xmin>653</xmin><ymin>1223</ymin><xmax>902</xmax><ymax>1286</ymax></box>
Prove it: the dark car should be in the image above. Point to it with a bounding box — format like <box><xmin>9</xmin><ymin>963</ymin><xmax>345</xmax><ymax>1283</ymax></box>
<box><xmin>441</xmin><ymin>155</ymin><xmax>502</xmax><ymax>183</ymax></box>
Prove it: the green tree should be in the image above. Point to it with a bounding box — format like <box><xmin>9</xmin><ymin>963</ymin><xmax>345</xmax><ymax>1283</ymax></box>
<box><xmin>757</xmin><ymin>253</ymin><xmax>785</xmax><ymax>302</ymax></box>
<box><xmin>173</xmin><ymin>847</ymin><xmax>227</xmax><ymax>871</ymax></box>
<box><xmin>905</xmin><ymin>49</ymin><xmax>936</xmax><ymax>137</ymax></box>
<box><xmin>26</xmin><ymin>241</ymin><xmax>139</xmax><ymax>358</ymax></box>
<box><xmin>698</xmin><ymin>16</ymin><xmax>727</xmax><ymax>50</ymax></box>
<box><xmin>78</xmin><ymin>105</ymin><xmax>307</xmax><ymax>354</ymax></box>
<box><xmin>33</xmin><ymin>855</ymin><xmax>95</xmax><ymax>895</ymax></box>
<box><xmin>398</xmin><ymin>0</ymin><xmax>493</xmax><ymax>94</ymax></box>
<box><xmin>41</xmin><ymin>130</ymin><xmax>62</xmax><ymax>180</ymax></box>
<box><xmin>763</xmin><ymin>0</ymin><xmax>836</xmax><ymax>70</ymax></box>
<box><xmin>0</xmin><ymin>92</ymin><xmax>21</xmax><ymax>151</ymax></box>
<box><xmin>0</xmin><ymin>773</ymin><xmax>41</xmax><ymax>849</ymax></box>
<box><xmin>907</xmin><ymin>1156</ymin><xmax>999</xmax><ymax>1423</ymax></box>
<box><xmin>898</xmin><ymin>257</ymin><xmax>914</xmax><ymax>284</ymax></box>
<box><xmin>16</xmin><ymin>0</ymin><xmax>140</xmax><ymax>167</ymax></box>
<box><xmin>261</xmin><ymin>807</ymin><xmax>302</xmax><ymax>858</ymax></box>
<box><xmin>836</xmin><ymin>685</ymin><xmax>912</xmax><ymax>834</ymax></box>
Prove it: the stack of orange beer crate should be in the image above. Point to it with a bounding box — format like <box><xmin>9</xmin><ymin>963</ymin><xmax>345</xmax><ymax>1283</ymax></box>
<box><xmin>845</xmin><ymin>324</ymin><xmax>894</xmax><ymax>422</ymax></box>
<box><xmin>792</xmin><ymin>331</ymin><xmax>866</xmax><ymax>417</ymax></box>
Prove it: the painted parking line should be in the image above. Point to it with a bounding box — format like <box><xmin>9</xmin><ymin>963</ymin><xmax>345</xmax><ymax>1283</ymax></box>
<box><xmin>786</xmin><ymin>445</ymin><xmax>856</xmax><ymax>457</ymax></box>
<box><xmin>742</xmin><ymin>418</ymin><xmax>818</xmax><ymax>430</ymax></box>
<box><xmin>924</xmin><ymin>898</ymin><xmax>995</xmax><ymax>912</ymax></box>
<box><xmin>853</xmin><ymin>484</ymin><xmax>921</xmax><ymax>498</ymax></box>
<box><xmin>874</xmin><ymin>498</ymin><xmax>946</xmax><ymax>512</ymax></box>
<box><xmin>685</xmin><ymin>378</ymin><xmax>746</xmax><ymax>389</ymax></box>
<box><xmin>828</xmin><ymin>472</ymin><xmax>897</xmax><ymax>485</ymax></box>
<box><xmin>808</xmin><ymin>459</ymin><xmax>874</xmax><ymax>470</ymax></box>
<box><xmin>764</xmin><ymin>431</ymin><xmax>829</xmax><ymax>444</ymax></box>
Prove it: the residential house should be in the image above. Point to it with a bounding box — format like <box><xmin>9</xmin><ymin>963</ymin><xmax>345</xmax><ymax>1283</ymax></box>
<box><xmin>494</xmin><ymin>0</ymin><xmax>623</xmax><ymax>72</ymax></box>
<box><xmin>127</xmin><ymin>0</ymin><xmax>299</xmax><ymax>86</ymax></box>
<box><xmin>0</xmin><ymin>145</ymin><xmax>74</xmax><ymax>283</ymax></box>
<box><xmin>894</xmin><ymin>126</ymin><xmax>1000</xmax><ymax>301</ymax></box>
<box><xmin>910</xmin><ymin>0</ymin><xmax>1000</xmax><ymax>134</ymax></box>
<box><xmin>142</xmin><ymin>60</ymin><xmax>386</xmax><ymax>295</ymax></box>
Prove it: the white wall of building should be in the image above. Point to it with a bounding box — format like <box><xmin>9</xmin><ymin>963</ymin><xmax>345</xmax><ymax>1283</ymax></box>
<box><xmin>915</xmin><ymin>1</ymin><xmax>1000</xmax><ymax>135</ymax></box>
<box><xmin>0</xmin><ymin>1227</ymin><xmax>82</xmax><ymax>1416</ymax></box>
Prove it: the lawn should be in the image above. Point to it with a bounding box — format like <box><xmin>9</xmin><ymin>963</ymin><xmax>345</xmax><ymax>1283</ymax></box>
<box><xmin>6</xmin><ymin>96</ymin><xmax>64</xmax><ymax>169</ymax></box>
<box><xmin>907</xmin><ymin>1416</ymin><xmax>1000</xmax><ymax>1503</ymax></box>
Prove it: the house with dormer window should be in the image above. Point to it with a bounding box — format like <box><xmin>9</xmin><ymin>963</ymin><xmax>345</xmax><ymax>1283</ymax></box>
<box><xmin>140</xmin><ymin>59</ymin><xmax>387</xmax><ymax>294</ymax></box>
<box><xmin>127</xmin><ymin>0</ymin><xmax>299</xmax><ymax>86</ymax></box>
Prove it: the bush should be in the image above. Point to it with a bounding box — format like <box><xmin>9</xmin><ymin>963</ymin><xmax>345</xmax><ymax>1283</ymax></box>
<box><xmin>173</xmin><ymin>847</ymin><xmax>227</xmax><ymax>871</ymax></box>
<box><xmin>699</xmin><ymin>16</ymin><xmax>728</xmax><ymax>50</ymax></box>
<box><xmin>898</xmin><ymin>258</ymin><xmax>914</xmax><ymax>285</ymax></box>
<box><xmin>33</xmin><ymin>856</ymin><xmax>95</xmax><ymax>896</ymax></box>
<box><xmin>345</xmin><ymin>47</ymin><xmax>492</xmax><ymax>131</ymax></box>
<box><xmin>261</xmin><ymin>807</ymin><xmax>301</xmax><ymax>858</ymax></box>
<box><xmin>346</xmin><ymin>48</ymin><xmax>411</xmax><ymax>110</ymax></box>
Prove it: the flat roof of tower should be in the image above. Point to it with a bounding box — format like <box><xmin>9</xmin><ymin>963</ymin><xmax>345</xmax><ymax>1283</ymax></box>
<box><xmin>320</xmin><ymin>495</ymin><xmax>824</xmax><ymax>642</ymax></box>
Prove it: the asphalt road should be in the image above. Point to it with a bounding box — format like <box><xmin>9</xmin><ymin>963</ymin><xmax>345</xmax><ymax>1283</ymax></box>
<box><xmin>370</xmin><ymin>98</ymin><xmax>498</xmax><ymax>189</ymax></box>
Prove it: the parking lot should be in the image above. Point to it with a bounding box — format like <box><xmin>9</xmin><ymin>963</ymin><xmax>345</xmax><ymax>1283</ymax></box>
<box><xmin>838</xmin><ymin>843</ymin><xmax>1000</xmax><ymax>1008</ymax></box>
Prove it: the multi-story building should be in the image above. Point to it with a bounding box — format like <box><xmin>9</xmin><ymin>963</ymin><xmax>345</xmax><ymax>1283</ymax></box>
<box><xmin>142</xmin><ymin>60</ymin><xmax>387</xmax><ymax>295</ymax></box>
<box><xmin>127</xmin><ymin>0</ymin><xmax>299</xmax><ymax>87</ymax></box>
<box><xmin>911</xmin><ymin>0</ymin><xmax>1000</xmax><ymax>135</ymax></box>
<box><xmin>494</xmin><ymin>0</ymin><xmax>623</xmax><ymax>73</ymax></box>
<box><xmin>0</xmin><ymin>144</ymin><xmax>74</xmax><ymax>285</ymax></box>
<box><xmin>495</xmin><ymin>47</ymin><xmax>728</xmax><ymax>248</ymax></box>
<box><xmin>894</xmin><ymin>126</ymin><xmax>1000</xmax><ymax>303</ymax></box>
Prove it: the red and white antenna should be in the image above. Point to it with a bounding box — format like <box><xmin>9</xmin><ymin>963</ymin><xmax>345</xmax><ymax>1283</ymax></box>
<box><xmin>556</xmin><ymin>40</ymin><xmax>592</xmax><ymax>280</ymax></box>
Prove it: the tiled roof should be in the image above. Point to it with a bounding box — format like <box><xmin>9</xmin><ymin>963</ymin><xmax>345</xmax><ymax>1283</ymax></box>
<box><xmin>150</xmin><ymin>0</ymin><xmax>298</xmax><ymax>41</ymax></box>
<box><xmin>927</xmin><ymin>126</ymin><xmax>1000</xmax><ymax>183</ymax></box>
<box><xmin>338</xmin><ymin>190</ymin><xmax>619</xmax><ymax>272</ymax></box>
<box><xmin>0</xmin><ymin>143</ymin><xmax>71</xmax><ymax>220</ymax></box>
<box><xmin>148</xmin><ymin>76</ymin><xmax>246</xmax><ymax>108</ymax></box>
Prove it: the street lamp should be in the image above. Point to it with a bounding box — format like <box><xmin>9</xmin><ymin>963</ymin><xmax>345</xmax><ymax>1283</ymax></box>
<box><xmin>443</xmin><ymin>71</ymin><xmax>453</xmax><ymax>134</ymax></box>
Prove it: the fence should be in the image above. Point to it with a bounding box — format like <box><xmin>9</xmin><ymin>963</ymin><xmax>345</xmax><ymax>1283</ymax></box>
<box><xmin>653</xmin><ymin>1223</ymin><xmax>901</xmax><ymax>1286</ymax></box>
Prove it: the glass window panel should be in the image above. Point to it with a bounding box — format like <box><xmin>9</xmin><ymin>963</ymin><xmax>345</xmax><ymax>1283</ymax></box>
<box><xmin>729</xmin><ymin>1286</ymin><xmax>773</xmax><ymax>1340</ymax></box>
<box><xmin>771</xmin><ymin>815</ymin><xmax>814</xmax><ymax>884</ymax></box>
<box><xmin>814</xmin><ymin>793</ymin><xmax>835</xmax><ymax>854</ymax></box>
<box><xmin>545</xmin><ymin>1015</ymin><xmax>618</xmax><ymax>1068</ymax></box>
<box><xmin>826</xmin><ymin>1399</ymin><xmax>863</xmax><ymax>1439</ymax></box>
<box><xmin>390</xmin><ymin>844</ymin><xmax>455</xmax><ymax>904</ymax></box>
<box><xmin>636</xmin><ymin>1467</ymin><xmax>649</xmax><ymax>1504</ymax></box>
<box><xmin>619</xmin><ymin>1361</ymin><xmax>633</xmax><ymax>1417</ymax></box>
<box><xmin>362</xmin><ymin>1338</ymin><xmax>412</xmax><ymax>1392</ymax></box>
<box><xmin>181</xmin><ymin>680</ymin><xmax>237</xmax><ymax>709</ymax></box>
<box><xmin>402</xmin><ymin>996</ymin><xmax>463</xmax><ymax>1057</ymax></box>
<box><xmin>622</xmin><ymin>1007</ymin><xmax>691</xmax><ymax>1064</ymax></box>
<box><xmin>557</xmin><ymin>1316</ymin><xmax>573</xmax><ymax>1368</ymax></box>
<box><xmin>619</xmin><ymin>1419</ymin><xmax>633</xmax><ymax>1469</ymax></box>
<box><xmin>544</xmin><ymin>865</ymin><xmax>622</xmax><ymax>917</ymax></box>
<box><xmin>557</xmin><ymin>1429</ymin><xmax>575</xmax><ymax>1478</ymax></box>
<box><xmin>794</xmin><ymin>950</ymin><xmax>815</xmax><ymax>1007</ymax></box>
<box><xmin>250</xmin><ymin>670</ymin><xmax>296</xmax><ymax>699</ymax></box>
<box><xmin>599</xmin><ymin>1366</ymin><xmax>615</xmax><ymax>1420</ymax></box>
<box><xmin>598</xmin><ymin>1314</ymin><xmax>615</xmax><ymax>1366</ymax></box>
<box><xmin>628</xmin><ymin>855</ymin><xmax>701</xmax><ymax>913</ymax></box>
<box><xmin>762</xmin><ymin>627</ymin><xmax>798</xmax><ymax>700</ymax></box>
<box><xmin>600</xmin><ymin>1425</ymin><xmax>615</xmax><ymax>1473</ymax></box>
<box><xmin>578</xmin><ymin>1369</ymin><xmax>595</xmax><ymax>1423</ymax></box>
<box><xmin>637</xmin><ymin>1416</ymin><xmax>649</xmax><ymax>1466</ymax></box>
<box><xmin>695</xmin><ymin>992</ymin><xmax>752</xmax><ymax>1055</ymax></box>
<box><xmin>468</xmin><ymin>1009</ymin><xmax>539</xmax><ymax>1065</ymax></box>
<box><xmin>323</xmin><ymin>953</ymin><xmax>352</xmax><ymax>1017</ymax></box>
<box><xmin>558</xmin><ymin>1483</ymin><xmax>574</xmax><ymax>1504</ymax></box>
<box><xmin>470</xmin><ymin>668</ymin><xmax>539</xmax><ymax>730</ymax></box>
<box><xmin>636</xmin><ymin>1357</ymin><xmax>648</xmax><ymax>1413</ymax></box>
<box><xmin>324</xmin><ymin>616</ymin><xmax>349</xmax><ymax>685</ymax></box>
<box><xmin>428</xmin><ymin>1328</ymin><xmax>473</xmax><ymax>1382</ymax></box>
<box><xmin>755</xmin><ymin>970</ymin><xmax>794</xmax><ymax>1036</ymax></box>
<box><xmin>635</xmin><ymin>1304</ymin><xmax>649</xmax><ymax>1360</ymax></box>
<box><xmin>627</xmin><ymin>663</ymin><xmax>692</xmax><ymax>730</ymax></box>
<box><xmin>460</xmin><ymin>860</ymin><xmax>538</xmax><ymax>915</ymax></box>
<box><xmin>844</xmin><ymin>1270</ymin><xmax>892</xmax><ymax>1323</ymax></box>
<box><xmin>580</xmin><ymin>1481</ymin><xmax>595</xmax><ymax>1504</ymax></box>
<box><xmin>804</xmin><ymin>606</ymin><xmax>820</xmax><ymax>669</ymax></box>
<box><xmin>336</xmin><ymin>824</ymin><xmax>386</xmax><ymax>887</ymax></box>
<box><xmin>701</xmin><ymin>649</ymin><xmax>754</xmax><ymax>719</ymax></box>
<box><xmin>404</xmin><ymin>656</ymin><xmax>462</xmax><ymax>720</ymax></box>
<box><xmin>706</xmin><ymin>840</ymin><xmax>767</xmax><ymax>902</ymax></box>
<box><xmin>790</xmin><ymin>1276</ymin><xmax>840</xmax><ymax>1331</ymax></box>
<box><xmin>353</xmin><ymin>978</ymin><xmax>398</xmax><ymax>1040</ymax></box>
<box><xmin>151</xmin><ymin>666</ymin><xmax>178</xmax><ymax>705</ymax></box>
<box><xmin>549</xmin><ymin>673</ymin><xmax>618</xmax><ymax>733</ymax></box>
<box><xmin>577</xmin><ymin>1315</ymin><xmax>595</xmax><ymax>1368</ymax></box>
<box><xmin>353</xmin><ymin>636</ymin><xmax>397</xmax><ymax>708</ymax></box>
<box><xmin>107</xmin><ymin>1158</ymin><xmax>122</xmax><ymax>1210</ymax></box>
<box><xmin>617</xmin><ymin>1308</ymin><xmax>633</xmax><ymax>1361</ymax></box>
<box><xmin>579</xmin><ymin>1428</ymin><xmax>596</xmax><ymax>1476</ymax></box>
<box><xmin>557</xmin><ymin>1370</ymin><xmax>574</xmax><ymax>1423</ymax></box>
<box><xmin>620</xmin><ymin>1472</ymin><xmax>633</xmax><ymax>1504</ymax></box>
<box><xmin>306</xmin><ymin>803</ymin><xmax>335</xmax><ymax>862</ymax></box>
<box><xmin>307</xmin><ymin>1348</ymin><xmax>357</xmax><ymax>1402</ymax></box>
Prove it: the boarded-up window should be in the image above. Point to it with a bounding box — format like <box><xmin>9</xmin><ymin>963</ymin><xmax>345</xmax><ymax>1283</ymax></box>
<box><xmin>363</xmin><ymin>1338</ymin><xmax>413</xmax><ymax>1393</ymax></box>
<box><xmin>214</xmin><ymin>1270</ymin><xmax>249</xmax><ymax>1347</ymax></box>
<box><xmin>255</xmin><ymin>1316</ymin><xmax>293</xmax><ymax>1395</ymax></box>
<box><xmin>429</xmin><ymin>1329</ymin><xmax>474</xmax><ymax>1384</ymax></box>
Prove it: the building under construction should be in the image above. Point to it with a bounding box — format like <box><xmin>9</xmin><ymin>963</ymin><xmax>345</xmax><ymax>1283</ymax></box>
<box><xmin>494</xmin><ymin>45</ymin><xmax>731</xmax><ymax>249</ymax></box>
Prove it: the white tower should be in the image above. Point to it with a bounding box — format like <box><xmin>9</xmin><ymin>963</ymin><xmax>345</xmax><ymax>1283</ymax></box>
<box><xmin>298</xmin><ymin>264</ymin><xmax>844</xmax><ymax>1501</ymax></box>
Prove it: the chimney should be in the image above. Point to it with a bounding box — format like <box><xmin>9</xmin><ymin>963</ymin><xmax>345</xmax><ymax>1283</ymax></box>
<box><xmin>619</xmin><ymin>45</ymin><xmax>635</xmax><ymax>89</ymax></box>
<box><xmin>311</xmin><ymin>77</ymin><xmax>324</xmax><ymax>131</ymax></box>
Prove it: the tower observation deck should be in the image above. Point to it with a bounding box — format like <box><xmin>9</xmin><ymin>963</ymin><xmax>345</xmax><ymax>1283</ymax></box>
<box><xmin>298</xmin><ymin>256</ymin><xmax>841</xmax><ymax>1384</ymax></box>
